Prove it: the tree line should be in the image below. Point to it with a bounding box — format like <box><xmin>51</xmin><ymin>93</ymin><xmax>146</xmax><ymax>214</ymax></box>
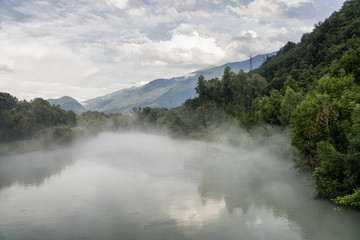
<box><xmin>0</xmin><ymin>93</ymin><xmax>76</xmax><ymax>144</ymax></box>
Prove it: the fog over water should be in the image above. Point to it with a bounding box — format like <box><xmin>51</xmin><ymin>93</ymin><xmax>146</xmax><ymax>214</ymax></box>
<box><xmin>1</xmin><ymin>132</ymin><xmax>360</xmax><ymax>240</ymax></box>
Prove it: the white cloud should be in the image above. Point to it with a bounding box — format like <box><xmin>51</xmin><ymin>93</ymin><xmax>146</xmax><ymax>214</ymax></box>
<box><xmin>128</xmin><ymin>6</ymin><xmax>147</xmax><ymax>17</ymax></box>
<box><xmin>241</xmin><ymin>30</ymin><xmax>258</xmax><ymax>38</ymax></box>
<box><xmin>227</xmin><ymin>0</ymin><xmax>315</xmax><ymax>21</ymax></box>
<box><xmin>150</xmin><ymin>0</ymin><xmax>197</xmax><ymax>10</ymax></box>
<box><xmin>226</xmin><ymin>0</ymin><xmax>345</xmax><ymax>25</ymax></box>
<box><xmin>105</xmin><ymin>0</ymin><xmax>128</xmax><ymax>10</ymax></box>
<box><xmin>113</xmin><ymin>24</ymin><xmax>226</xmax><ymax>68</ymax></box>
<box><xmin>0</xmin><ymin>0</ymin><xmax>346</xmax><ymax>101</ymax></box>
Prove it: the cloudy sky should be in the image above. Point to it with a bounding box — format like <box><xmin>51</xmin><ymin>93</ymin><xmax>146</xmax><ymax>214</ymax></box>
<box><xmin>0</xmin><ymin>0</ymin><xmax>345</xmax><ymax>101</ymax></box>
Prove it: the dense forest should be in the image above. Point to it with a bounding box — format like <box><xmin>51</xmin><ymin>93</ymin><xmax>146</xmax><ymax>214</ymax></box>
<box><xmin>1</xmin><ymin>0</ymin><xmax>360</xmax><ymax>209</ymax></box>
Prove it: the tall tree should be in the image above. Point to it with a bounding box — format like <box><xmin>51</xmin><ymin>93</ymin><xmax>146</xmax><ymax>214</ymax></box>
<box><xmin>0</xmin><ymin>92</ymin><xmax>18</xmax><ymax>112</ymax></box>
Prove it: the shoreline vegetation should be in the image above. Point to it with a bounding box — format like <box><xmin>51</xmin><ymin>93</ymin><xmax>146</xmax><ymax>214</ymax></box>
<box><xmin>1</xmin><ymin>0</ymin><xmax>360</xmax><ymax>209</ymax></box>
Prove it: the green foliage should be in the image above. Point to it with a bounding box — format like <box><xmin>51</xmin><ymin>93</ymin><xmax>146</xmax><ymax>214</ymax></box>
<box><xmin>130</xmin><ymin>107</ymin><xmax>190</xmax><ymax>136</ymax></box>
<box><xmin>283</xmin><ymin>76</ymin><xmax>299</xmax><ymax>93</ymax></box>
<box><xmin>44</xmin><ymin>126</ymin><xmax>75</xmax><ymax>146</ymax></box>
<box><xmin>290</xmin><ymin>72</ymin><xmax>360</xmax><ymax>169</ymax></box>
<box><xmin>194</xmin><ymin>70</ymin><xmax>267</xmax><ymax>128</ymax></box>
<box><xmin>157</xmin><ymin>109</ymin><xmax>189</xmax><ymax>136</ymax></box>
<box><xmin>277</xmin><ymin>41</ymin><xmax>296</xmax><ymax>55</ymax></box>
<box><xmin>279</xmin><ymin>87</ymin><xmax>303</xmax><ymax>125</ymax></box>
<box><xmin>253</xmin><ymin>0</ymin><xmax>360</xmax><ymax>93</ymax></box>
<box><xmin>313</xmin><ymin>105</ymin><xmax>360</xmax><ymax>202</ymax></box>
<box><xmin>0</xmin><ymin>109</ymin><xmax>14</xmax><ymax>141</ymax></box>
<box><xmin>348</xmin><ymin>105</ymin><xmax>360</xmax><ymax>153</ymax></box>
<box><xmin>78</xmin><ymin>111</ymin><xmax>108</xmax><ymax>132</ymax></box>
<box><xmin>313</xmin><ymin>141</ymin><xmax>349</xmax><ymax>198</ymax></box>
<box><xmin>330</xmin><ymin>45</ymin><xmax>360</xmax><ymax>81</ymax></box>
<box><xmin>221</xmin><ymin>66</ymin><xmax>233</xmax><ymax>102</ymax></box>
<box><xmin>196</xmin><ymin>75</ymin><xmax>222</xmax><ymax>103</ymax></box>
<box><xmin>0</xmin><ymin>92</ymin><xmax>18</xmax><ymax>112</ymax></box>
<box><xmin>316</xmin><ymin>74</ymin><xmax>355</xmax><ymax>97</ymax></box>
<box><xmin>143</xmin><ymin>107</ymin><xmax>165</xmax><ymax>124</ymax></box>
<box><xmin>333</xmin><ymin>189</ymin><xmax>360</xmax><ymax>209</ymax></box>
<box><xmin>0</xmin><ymin>93</ymin><xmax>77</xmax><ymax>143</ymax></box>
<box><xmin>195</xmin><ymin>101</ymin><xmax>228</xmax><ymax>129</ymax></box>
<box><xmin>291</xmin><ymin>93</ymin><xmax>339</xmax><ymax>167</ymax></box>
<box><xmin>77</xmin><ymin>111</ymin><xmax>134</xmax><ymax>133</ymax></box>
<box><xmin>15</xmin><ymin>99</ymin><xmax>76</xmax><ymax>137</ymax></box>
<box><xmin>254</xmin><ymin>90</ymin><xmax>282</xmax><ymax>125</ymax></box>
<box><xmin>314</xmin><ymin>138</ymin><xmax>360</xmax><ymax>201</ymax></box>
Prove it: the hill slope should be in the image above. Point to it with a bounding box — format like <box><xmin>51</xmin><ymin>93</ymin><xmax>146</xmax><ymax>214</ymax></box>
<box><xmin>253</xmin><ymin>0</ymin><xmax>360</xmax><ymax>92</ymax></box>
<box><xmin>47</xmin><ymin>96</ymin><xmax>86</xmax><ymax>115</ymax></box>
<box><xmin>244</xmin><ymin>0</ymin><xmax>360</xmax><ymax>207</ymax></box>
<box><xmin>130</xmin><ymin>0</ymin><xmax>360</xmax><ymax>208</ymax></box>
<box><xmin>83</xmin><ymin>52</ymin><xmax>275</xmax><ymax>114</ymax></box>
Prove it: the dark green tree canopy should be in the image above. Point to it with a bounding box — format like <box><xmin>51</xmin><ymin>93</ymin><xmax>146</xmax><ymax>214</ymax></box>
<box><xmin>0</xmin><ymin>92</ymin><xmax>18</xmax><ymax>112</ymax></box>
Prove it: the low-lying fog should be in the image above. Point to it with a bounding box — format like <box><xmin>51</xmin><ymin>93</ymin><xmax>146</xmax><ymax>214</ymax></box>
<box><xmin>1</xmin><ymin>132</ymin><xmax>360</xmax><ymax>240</ymax></box>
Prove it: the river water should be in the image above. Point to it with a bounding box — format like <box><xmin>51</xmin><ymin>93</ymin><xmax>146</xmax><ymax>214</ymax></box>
<box><xmin>0</xmin><ymin>132</ymin><xmax>360</xmax><ymax>240</ymax></box>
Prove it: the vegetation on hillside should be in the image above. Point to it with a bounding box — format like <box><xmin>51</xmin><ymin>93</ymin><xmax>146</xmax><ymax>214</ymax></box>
<box><xmin>133</xmin><ymin>0</ymin><xmax>360</xmax><ymax>209</ymax></box>
<box><xmin>0</xmin><ymin>93</ymin><xmax>76</xmax><ymax>145</ymax></box>
<box><xmin>194</xmin><ymin>0</ymin><xmax>360</xmax><ymax>209</ymax></box>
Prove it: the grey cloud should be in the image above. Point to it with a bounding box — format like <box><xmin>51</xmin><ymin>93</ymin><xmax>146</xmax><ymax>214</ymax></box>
<box><xmin>0</xmin><ymin>65</ymin><xmax>14</xmax><ymax>74</ymax></box>
<box><xmin>282</xmin><ymin>2</ymin><xmax>317</xmax><ymax>20</ymax></box>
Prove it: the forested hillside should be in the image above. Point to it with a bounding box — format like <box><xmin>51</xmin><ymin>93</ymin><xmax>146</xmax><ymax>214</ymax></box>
<box><xmin>134</xmin><ymin>0</ymin><xmax>360</xmax><ymax>208</ymax></box>
<box><xmin>0</xmin><ymin>92</ymin><xmax>135</xmax><ymax>146</ymax></box>
<box><xmin>255</xmin><ymin>0</ymin><xmax>360</xmax><ymax>208</ymax></box>
<box><xmin>212</xmin><ymin>0</ymin><xmax>360</xmax><ymax>208</ymax></box>
<box><xmin>0</xmin><ymin>93</ymin><xmax>77</xmax><ymax>145</ymax></box>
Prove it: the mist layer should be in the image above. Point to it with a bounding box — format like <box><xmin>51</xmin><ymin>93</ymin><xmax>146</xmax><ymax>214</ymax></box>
<box><xmin>0</xmin><ymin>132</ymin><xmax>359</xmax><ymax>240</ymax></box>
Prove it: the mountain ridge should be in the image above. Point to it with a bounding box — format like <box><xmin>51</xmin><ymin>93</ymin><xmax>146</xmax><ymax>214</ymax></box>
<box><xmin>82</xmin><ymin>52</ymin><xmax>276</xmax><ymax>114</ymax></box>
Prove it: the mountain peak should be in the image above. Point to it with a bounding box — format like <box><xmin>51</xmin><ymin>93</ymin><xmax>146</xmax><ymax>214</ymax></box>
<box><xmin>47</xmin><ymin>96</ymin><xmax>86</xmax><ymax>115</ymax></box>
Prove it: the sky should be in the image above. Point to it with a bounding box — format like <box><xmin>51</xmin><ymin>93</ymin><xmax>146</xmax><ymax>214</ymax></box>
<box><xmin>0</xmin><ymin>0</ymin><xmax>345</xmax><ymax>102</ymax></box>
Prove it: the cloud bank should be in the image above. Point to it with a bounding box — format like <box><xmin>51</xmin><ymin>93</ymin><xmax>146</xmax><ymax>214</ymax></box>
<box><xmin>0</xmin><ymin>0</ymin><xmax>345</xmax><ymax>101</ymax></box>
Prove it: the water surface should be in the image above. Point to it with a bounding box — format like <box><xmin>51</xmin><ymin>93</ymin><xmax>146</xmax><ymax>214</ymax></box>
<box><xmin>1</xmin><ymin>132</ymin><xmax>360</xmax><ymax>240</ymax></box>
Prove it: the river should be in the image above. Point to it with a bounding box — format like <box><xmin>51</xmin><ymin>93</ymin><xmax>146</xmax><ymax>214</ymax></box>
<box><xmin>0</xmin><ymin>132</ymin><xmax>360</xmax><ymax>240</ymax></box>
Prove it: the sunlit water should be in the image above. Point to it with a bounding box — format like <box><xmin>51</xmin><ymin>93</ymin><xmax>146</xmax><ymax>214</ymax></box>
<box><xmin>1</xmin><ymin>132</ymin><xmax>360</xmax><ymax>240</ymax></box>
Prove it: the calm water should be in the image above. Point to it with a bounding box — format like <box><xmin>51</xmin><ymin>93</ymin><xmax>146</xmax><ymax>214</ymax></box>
<box><xmin>1</xmin><ymin>132</ymin><xmax>360</xmax><ymax>240</ymax></box>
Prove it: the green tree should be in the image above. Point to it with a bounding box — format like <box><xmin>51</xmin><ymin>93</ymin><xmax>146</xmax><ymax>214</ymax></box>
<box><xmin>279</xmin><ymin>87</ymin><xmax>303</xmax><ymax>125</ymax></box>
<box><xmin>283</xmin><ymin>76</ymin><xmax>299</xmax><ymax>93</ymax></box>
<box><xmin>290</xmin><ymin>93</ymin><xmax>332</xmax><ymax>167</ymax></box>
<box><xmin>0</xmin><ymin>92</ymin><xmax>18</xmax><ymax>112</ymax></box>
<box><xmin>314</xmin><ymin>105</ymin><xmax>360</xmax><ymax>202</ymax></box>
<box><xmin>221</xmin><ymin>66</ymin><xmax>233</xmax><ymax>102</ymax></box>
<box><xmin>0</xmin><ymin>109</ymin><xmax>14</xmax><ymax>142</ymax></box>
<box><xmin>254</xmin><ymin>89</ymin><xmax>282</xmax><ymax>125</ymax></box>
<box><xmin>313</xmin><ymin>141</ymin><xmax>349</xmax><ymax>198</ymax></box>
<box><xmin>157</xmin><ymin>109</ymin><xmax>189</xmax><ymax>136</ymax></box>
<box><xmin>0</xmin><ymin>92</ymin><xmax>18</xmax><ymax>141</ymax></box>
<box><xmin>195</xmin><ymin>75</ymin><xmax>207</xmax><ymax>101</ymax></box>
<box><xmin>78</xmin><ymin>111</ymin><xmax>108</xmax><ymax>132</ymax></box>
<box><xmin>333</xmin><ymin>189</ymin><xmax>360</xmax><ymax>209</ymax></box>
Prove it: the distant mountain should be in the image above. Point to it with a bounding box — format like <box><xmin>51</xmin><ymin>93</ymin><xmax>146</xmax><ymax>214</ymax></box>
<box><xmin>47</xmin><ymin>96</ymin><xmax>86</xmax><ymax>115</ymax></box>
<box><xmin>82</xmin><ymin>52</ymin><xmax>276</xmax><ymax>114</ymax></box>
